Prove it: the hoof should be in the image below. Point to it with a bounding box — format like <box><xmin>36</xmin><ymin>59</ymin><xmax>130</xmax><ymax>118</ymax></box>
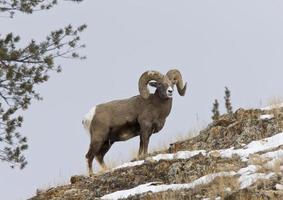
<box><xmin>101</xmin><ymin>163</ymin><xmax>108</xmax><ymax>171</ymax></box>
<box><xmin>88</xmin><ymin>169</ymin><xmax>94</xmax><ymax>177</ymax></box>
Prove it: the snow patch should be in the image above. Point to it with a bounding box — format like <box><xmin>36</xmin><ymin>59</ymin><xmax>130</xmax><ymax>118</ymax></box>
<box><xmin>276</xmin><ymin>184</ymin><xmax>283</xmax><ymax>190</ymax></box>
<box><xmin>113</xmin><ymin>132</ymin><xmax>283</xmax><ymax>171</ymax></box>
<box><xmin>238</xmin><ymin>172</ymin><xmax>275</xmax><ymax>189</ymax></box>
<box><xmin>104</xmin><ymin>161</ymin><xmax>279</xmax><ymax>199</ymax></box>
<box><xmin>101</xmin><ymin>172</ymin><xmax>236</xmax><ymax>200</ymax></box>
<box><xmin>237</xmin><ymin>165</ymin><xmax>257</xmax><ymax>176</ymax></box>
<box><xmin>260</xmin><ymin>114</ymin><xmax>274</xmax><ymax>120</ymax></box>
<box><xmin>102</xmin><ymin>132</ymin><xmax>283</xmax><ymax>199</ymax></box>
<box><xmin>262</xmin><ymin>149</ymin><xmax>283</xmax><ymax>160</ymax></box>
<box><xmin>237</xmin><ymin>165</ymin><xmax>275</xmax><ymax>189</ymax></box>
<box><xmin>113</xmin><ymin>150</ymin><xmax>206</xmax><ymax>171</ymax></box>
<box><xmin>218</xmin><ymin>132</ymin><xmax>283</xmax><ymax>160</ymax></box>
<box><xmin>113</xmin><ymin>160</ymin><xmax>145</xmax><ymax>170</ymax></box>
<box><xmin>102</xmin><ymin>165</ymin><xmax>276</xmax><ymax>199</ymax></box>
<box><xmin>151</xmin><ymin>150</ymin><xmax>206</xmax><ymax>162</ymax></box>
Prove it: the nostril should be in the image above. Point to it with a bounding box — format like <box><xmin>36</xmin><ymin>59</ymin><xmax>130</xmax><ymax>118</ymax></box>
<box><xmin>168</xmin><ymin>89</ymin><xmax>173</xmax><ymax>93</ymax></box>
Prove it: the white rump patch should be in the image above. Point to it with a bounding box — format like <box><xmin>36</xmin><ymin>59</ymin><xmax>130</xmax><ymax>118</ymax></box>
<box><xmin>82</xmin><ymin>106</ymin><xmax>96</xmax><ymax>134</ymax></box>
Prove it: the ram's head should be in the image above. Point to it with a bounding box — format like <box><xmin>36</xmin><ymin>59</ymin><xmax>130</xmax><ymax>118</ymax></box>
<box><xmin>139</xmin><ymin>69</ymin><xmax>187</xmax><ymax>99</ymax></box>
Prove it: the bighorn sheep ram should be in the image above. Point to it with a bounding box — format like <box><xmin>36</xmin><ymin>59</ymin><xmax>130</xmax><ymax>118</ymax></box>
<box><xmin>82</xmin><ymin>69</ymin><xmax>187</xmax><ymax>176</ymax></box>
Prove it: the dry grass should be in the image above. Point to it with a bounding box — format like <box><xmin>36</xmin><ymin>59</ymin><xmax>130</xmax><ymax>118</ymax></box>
<box><xmin>135</xmin><ymin>128</ymin><xmax>200</xmax><ymax>159</ymax></box>
<box><xmin>138</xmin><ymin>176</ymin><xmax>239</xmax><ymax>200</ymax></box>
<box><xmin>36</xmin><ymin>178</ymin><xmax>69</xmax><ymax>195</ymax></box>
<box><xmin>207</xmin><ymin>176</ymin><xmax>239</xmax><ymax>199</ymax></box>
<box><xmin>175</xmin><ymin>129</ymin><xmax>200</xmax><ymax>142</ymax></box>
<box><xmin>104</xmin><ymin>152</ymin><xmax>130</xmax><ymax>170</ymax></box>
<box><xmin>140</xmin><ymin>190</ymin><xmax>193</xmax><ymax>200</ymax></box>
<box><xmin>267</xmin><ymin>96</ymin><xmax>283</xmax><ymax>110</ymax></box>
<box><xmin>129</xmin><ymin>148</ymin><xmax>139</xmax><ymax>161</ymax></box>
<box><xmin>266</xmin><ymin>96</ymin><xmax>283</xmax><ymax>131</ymax></box>
<box><xmin>272</xmin><ymin>159</ymin><xmax>282</xmax><ymax>175</ymax></box>
<box><xmin>150</xmin><ymin>140</ymin><xmax>171</xmax><ymax>155</ymax></box>
<box><xmin>249</xmin><ymin>154</ymin><xmax>269</xmax><ymax>166</ymax></box>
<box><xmin>249</xmin><ymin>153</ymin><xmax>283</xmax><ymax>175</ymax></box>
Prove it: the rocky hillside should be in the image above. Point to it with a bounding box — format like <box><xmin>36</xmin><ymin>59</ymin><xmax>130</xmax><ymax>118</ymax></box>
<box><xmin>30</xmin><ymin>105</ymin><xmax>283</xmax><ymax>200</ymax></box>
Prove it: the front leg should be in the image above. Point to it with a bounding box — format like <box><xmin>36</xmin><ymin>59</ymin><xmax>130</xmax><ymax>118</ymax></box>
<box><xmin>138</xmin><ymin>138</ymin><xmax>143</xmax><ymax>157</ymax></box>
<box><xmin>139</xmin><ymin>125</ymin><xmax>152</xmax><ymax>158</ymax></box>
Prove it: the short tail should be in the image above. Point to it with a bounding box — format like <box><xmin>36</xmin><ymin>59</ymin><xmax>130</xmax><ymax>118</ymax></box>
<box><xmin>82</xmin><ymin>106</ymin><xmax>96</xmax><ymax>135</ymax></box>
<box><xmin>82</xmin><ymin>118</ymin><xmax>91</xmax><ymax>135</ymax></box>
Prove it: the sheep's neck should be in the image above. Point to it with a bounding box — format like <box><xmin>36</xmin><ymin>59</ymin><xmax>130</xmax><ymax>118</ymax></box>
<box><xmin>153</xmin><ymin>91</ymin><xmax>173</xmax><ymax>115</ymax></box>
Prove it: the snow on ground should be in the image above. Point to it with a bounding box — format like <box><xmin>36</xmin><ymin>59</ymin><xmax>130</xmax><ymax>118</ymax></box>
<box><xmin>102</xmin><ymin>132</ymin><xmax>283</xmax><ymax>199</ymax></box>
<box><xmin>112</xmin><ymin>132</ymin><xmax>283</xmax><ymax>171</ymax></box>
<box><xmin>102</xmin><ymin>165</ymin><xmax>277</xmax><ymax>200</ymax></box>
<box><xmin>237</xmin><ymin>165</ymin><xmax>257</xmax><ymax>176</ymax></box>
<box><xmin>217</xmin><ymin>132</ymin><xmax>283</xmax><ymax>161</ymax></box>
<box><xmin>237</xmin><ymin>165</ymin><xmax>275</xmax><ymax>189</ymax></box>
<box><xmin>101</xmin><ymin>172</ymin><xmax>236</xmax><ymax>200</ymax></box>
<box><xmin>113</xmin><ymin>160</ymin><xmax>145</xmax><ymax>170</ymax></box>
<box><xmin>276</xmin><ymin>184</ymin><xmax>283</xmax><ymax>190</ymax></box>
<box><xmin>260</xmin><ymin>114</ymin><xmax>274</xmax><ymax>120</ymax></box>
<box><xmin>238</xmin><ymin>172</ymin><xmax>275</xmax><ymax>189</ymax></box>
<box><xmin>262</xmin><ymin>149</ymin><xmax>283</xmax><ymax>160</ymax></box>
<box><xmin>113</xmin><ymin>150</ymin><xmax>206</xmax><ymax>171</ymax></box>
<box><xmin>151</xmin><ymin>150</ymin><xmax>206</xmax><ymax>162</ymax></box>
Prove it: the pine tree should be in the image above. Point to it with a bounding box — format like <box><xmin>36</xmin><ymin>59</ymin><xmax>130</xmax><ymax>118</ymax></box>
<box><xmin>0</xmin><ymin>0</ymin><xmax>83</xmax><ymax>18</ymax></box>
<box><xmin>224</xmin><ymin>86</ymin><xmax>233</xmax><ymax>115</ymax></box>
<box><xmin>0</xmin><ymin>0</ymin><xmax>86</xmax><ymax>169</ymax></box>
<box><xmin>212</xmin><ymin>99</ymin><xmax>220</xmax><ymax>121</ymax></box>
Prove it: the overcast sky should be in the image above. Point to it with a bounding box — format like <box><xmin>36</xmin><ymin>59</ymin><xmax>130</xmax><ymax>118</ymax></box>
<box><xmin>1</xmin><ymin>1</ymin><xmax>283</xmax><ymax>199</ymax></box>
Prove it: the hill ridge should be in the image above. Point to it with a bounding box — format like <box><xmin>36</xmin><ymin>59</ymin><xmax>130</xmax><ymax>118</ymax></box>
<box><xmin>30</xmin><ymin>106</ymin><xmax>283</xmax><ymax>200</ymax></box>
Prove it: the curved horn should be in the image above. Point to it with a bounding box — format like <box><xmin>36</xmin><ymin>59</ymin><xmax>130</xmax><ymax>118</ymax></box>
<box><xmin>138</xmin><ymin>70</ymin><xmax>164</xmax><ymax>99</ymax></box>
<box><xmin>166</xmin><ymin>69</ymin><xmax>187</xmax><ymax>96</ymax></box>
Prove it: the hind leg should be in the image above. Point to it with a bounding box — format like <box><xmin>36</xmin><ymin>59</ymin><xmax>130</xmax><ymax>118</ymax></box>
<box><xmin>85</xmin><ymin>126</ymin><xmax>109</xmax><ymax>176</ymax></box>
<box><xmin>85</xmin><ymin>148</ymin><xmax>94</xmax><ymax>176</ymax></box>
<box><xmin>95</xmin><ymin>141</ymin><xmax>113</xmax><ymax>171</ymax></box>
<box><xmin>85</xmin><ymin>141</ymin><xmax>102</xmax><ymax>176</ymax></box>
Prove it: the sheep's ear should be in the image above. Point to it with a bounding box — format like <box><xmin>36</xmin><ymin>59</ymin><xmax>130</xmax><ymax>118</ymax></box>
<box><xmin>149</xmin><ymin>81</ymin><xmax>157</xmax><ymax>88</ymax></box>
